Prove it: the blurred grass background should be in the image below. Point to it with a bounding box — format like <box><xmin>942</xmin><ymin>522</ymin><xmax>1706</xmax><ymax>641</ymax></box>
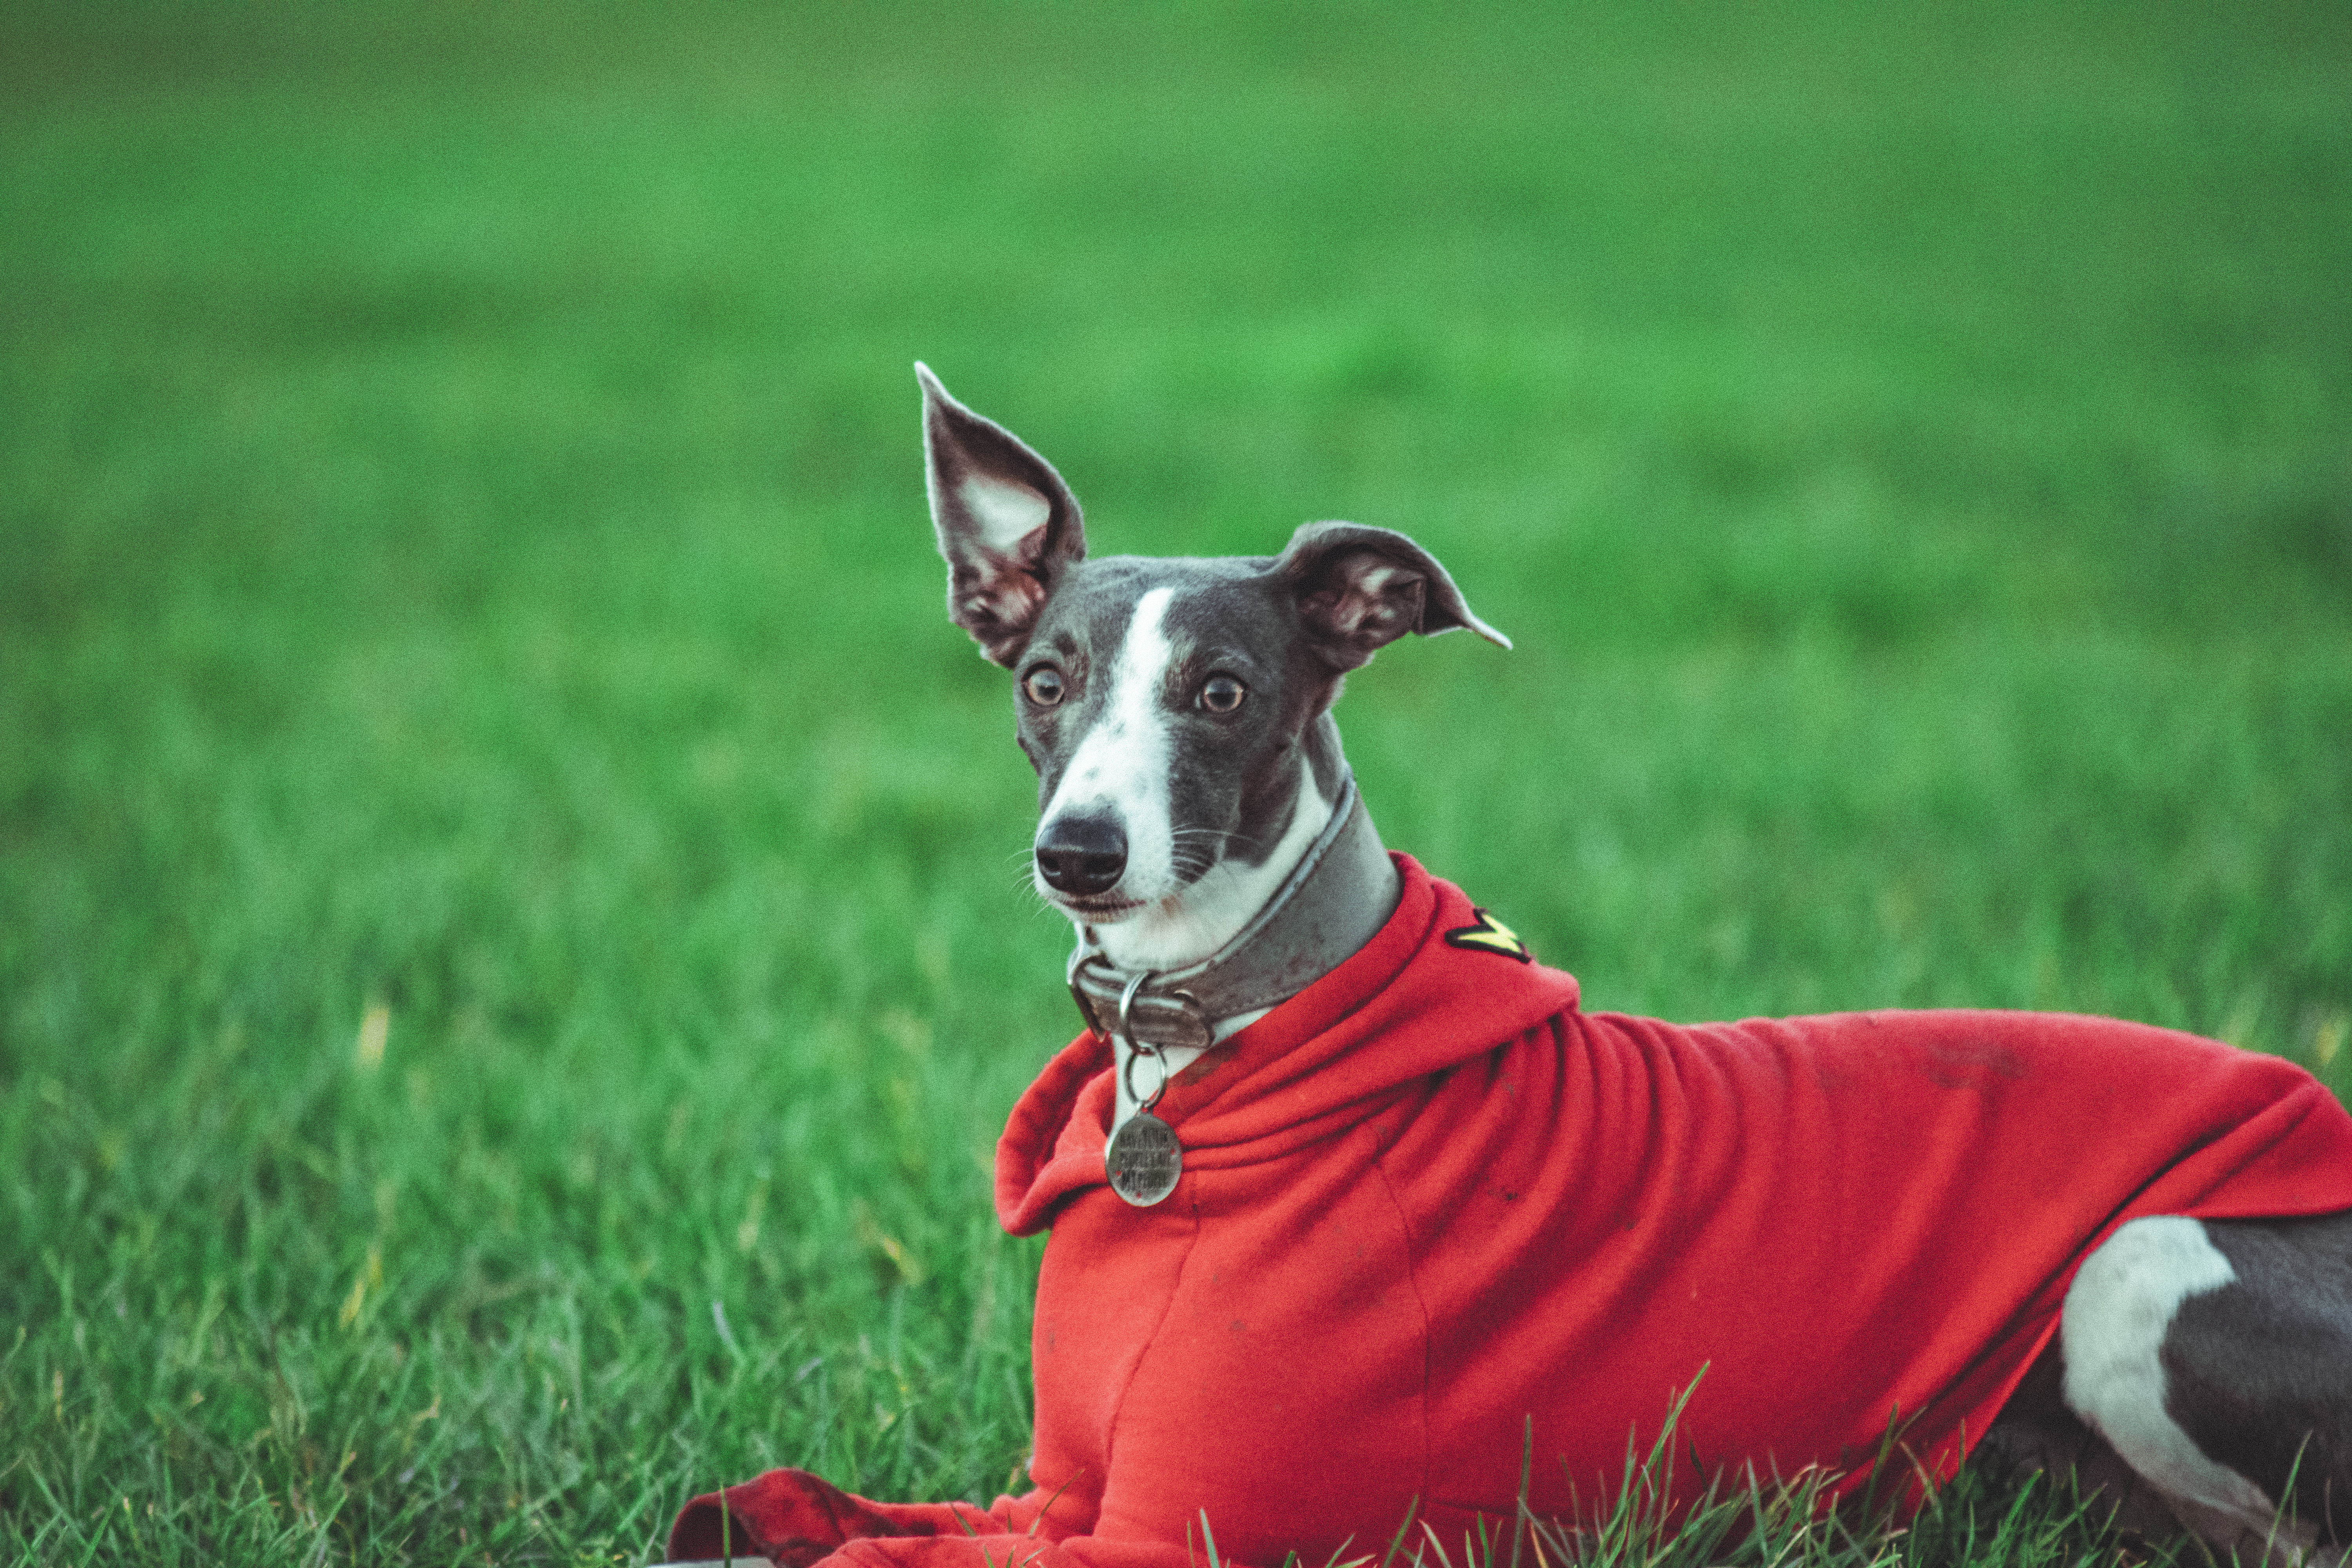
<box><xmin>2</xmin><ymin>2</ymin><xmax>2348</xmax><ymax>1562</ymax></box>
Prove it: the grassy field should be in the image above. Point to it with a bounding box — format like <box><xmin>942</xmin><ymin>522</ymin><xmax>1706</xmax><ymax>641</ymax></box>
<box><xmin>3</xmin><ymin>2</ymin><xmax>2349</xmax><ymax>1563</ymax></box>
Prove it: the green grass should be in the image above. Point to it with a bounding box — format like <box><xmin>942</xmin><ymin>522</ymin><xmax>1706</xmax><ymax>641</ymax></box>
<box><xmin>3</xmin><ymin>1</ymin><xmax>2350</xmax><ymax>1563</ymax></box>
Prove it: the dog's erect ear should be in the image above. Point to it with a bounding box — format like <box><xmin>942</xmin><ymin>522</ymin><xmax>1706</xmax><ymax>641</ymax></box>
<box><xmin>1275</xmin><ymin>522</ymin><xmax>1510</xmax><ymax>671</ymax></box>
<box><xmin>918</xmin><ymin>363</ymin><xmax>1087</xmax><ymax>666</ymax></box>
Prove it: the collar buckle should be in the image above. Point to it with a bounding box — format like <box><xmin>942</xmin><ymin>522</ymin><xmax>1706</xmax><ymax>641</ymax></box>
<box><xmin>1068</xmin><ymin>946</ymin><xmax>1213</xmax><ymax>1052</ymax></box>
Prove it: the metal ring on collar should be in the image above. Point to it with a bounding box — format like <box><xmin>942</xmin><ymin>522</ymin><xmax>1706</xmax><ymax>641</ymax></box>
<box><xmin>1067</xmin><ymin>946</ymin><xmax>1100</xmax><ymax>1041</ymax></box>
<box><xmin>1122</xmin><ymin>1040</ymin><xmax>1171</xmax><ymax>1114</ymax></box>
<box><xmin>1115</xmin><ymin>968</ymin><xmax>1153</xmax><ymax>1043</ymax></box>
<box><xmin>1068</xmin><ymin>945</ymin><xmax>1118</xmax><ymax>1042</ymax></box>
<box><xmin>1067</xmin><ymin>950</ymin><xmax>1217</xmax><ymax>1052</ymax></box>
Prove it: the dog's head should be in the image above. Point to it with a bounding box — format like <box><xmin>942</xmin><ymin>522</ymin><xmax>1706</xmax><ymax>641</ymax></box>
<box><xmin>918</xmin><ymin>365</ymin><xmax>1506</xmax><ymax>950</ymax></box>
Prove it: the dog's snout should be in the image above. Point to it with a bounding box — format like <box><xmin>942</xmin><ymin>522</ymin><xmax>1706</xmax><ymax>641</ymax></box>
<box><xmin>1035</xmin><ymin>815</ymin><xmax>1129</xmax><ymax>897</ymax></box>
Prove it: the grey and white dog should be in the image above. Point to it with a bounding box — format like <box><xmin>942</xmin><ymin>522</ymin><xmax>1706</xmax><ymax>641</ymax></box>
<box><xmin>917</xmin><ymin>364</ymin><xmax>2352</xmax><ymax>1557</ymax></box>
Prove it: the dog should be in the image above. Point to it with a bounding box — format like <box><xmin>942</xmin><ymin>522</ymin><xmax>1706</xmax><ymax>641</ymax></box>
<box><xmin>662</xmin><ymin>368</ymin><xmax>2352</xmax><ymax>1568</ymax></box>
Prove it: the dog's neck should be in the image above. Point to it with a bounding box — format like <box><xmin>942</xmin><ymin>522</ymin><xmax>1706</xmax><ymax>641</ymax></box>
<box><xmin>1069</xmin><ymin>747</ymin><xmax>1401</xmax><ymax>1131</ymax></box>
<box><xmin>1089</xmin><ymin>765</ymin><xmax>1334</xmax><ymax>975</ymax></box>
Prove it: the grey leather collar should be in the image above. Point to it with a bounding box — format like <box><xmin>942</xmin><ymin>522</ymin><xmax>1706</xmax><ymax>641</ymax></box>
<box><xmin>1066</xmin><ymin>773</ymin><xmax>1400</xmax><ymax>1051</ymax></box>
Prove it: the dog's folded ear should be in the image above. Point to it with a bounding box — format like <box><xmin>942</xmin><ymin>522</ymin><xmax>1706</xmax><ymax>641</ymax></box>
<box><xmin>1276</xmin><ymin>522</ymin><xmax>1510</xmax><ymax>670</ymax></box>
<box><xmin>918</xmin><ymin>364</ymin><xmax>1088</xmax><ymax>666</ymax></box>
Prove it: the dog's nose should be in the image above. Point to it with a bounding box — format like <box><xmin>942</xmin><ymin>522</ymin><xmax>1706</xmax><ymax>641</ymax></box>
<box><xmin>1034</xmin><ymin>815</ymin><xmax>1128</xmax><ymax>897</ymax></box>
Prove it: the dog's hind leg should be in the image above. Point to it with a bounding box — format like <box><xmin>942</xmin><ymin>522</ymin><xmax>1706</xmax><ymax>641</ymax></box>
<box><xmin>2165</xmin><ymin>1212</ymin><xmax>2352</xmax><ymax>1548</ymax></box>
<box><xmin>1974</xmin><ymin>1337</ymin><xmax>2188</xmax><ymax>1542</ymax></box>
<box><xmin>2060</xmin><ymin>1211</ymin><xmax>2352</xmax><ymax>1558</ymax></box>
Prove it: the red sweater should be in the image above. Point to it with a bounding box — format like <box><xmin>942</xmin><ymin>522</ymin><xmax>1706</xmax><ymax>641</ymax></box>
<box><xmin>671</xmin><ymin>857</ymin><xmax>2352</xmax><ymax>1568</ymax></box>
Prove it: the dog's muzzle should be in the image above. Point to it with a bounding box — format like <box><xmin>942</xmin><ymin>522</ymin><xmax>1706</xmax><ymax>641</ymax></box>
<box><xmin>1064</xmin><ymin>772</ymin><xmax>1394</xmax><ymax>1051</ymax></box>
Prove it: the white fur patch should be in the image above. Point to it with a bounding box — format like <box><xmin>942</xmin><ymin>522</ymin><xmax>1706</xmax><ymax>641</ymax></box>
<box><xmin>1040</xmin><ymin>586</ymin><xmax>1345</xmax><ymax>1131</ymax></box>
<box><xmin>2062</xmin><ymin>1216</ymin><xmax>2275</xmax><ymax>1528</ymax></box>
<box><xmin>1097</xmin><ymin>775</ymin><xmax>1331</xmax><ymax>975</ymax></box>
<box><xmin>1040</xmin><ymin>587</ymin><xmax>1178</xmax><ymax>912</ymax></box>
<box><xmin>1096</xmin><ymin>758</ymin><xmax>1333</xmax><ymax>1132</ymax></box>
<box><xmin>959</xmin><ymin>473</ymin><xmax>1051</xmax><ymax>552</ymax></box>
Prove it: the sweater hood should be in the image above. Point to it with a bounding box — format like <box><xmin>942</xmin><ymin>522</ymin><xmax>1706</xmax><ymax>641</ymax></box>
<box><xmin>996</xmin><ymin>855</ymin><xmax>1579</xmax><ymax>1235</ymax></box>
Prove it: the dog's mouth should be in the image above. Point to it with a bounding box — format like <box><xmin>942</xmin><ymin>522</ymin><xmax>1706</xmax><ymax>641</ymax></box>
<box><xmin>1045</xmin><ymin>890</ymin><xmax>1146</xmax><ymax>920</ymax></box>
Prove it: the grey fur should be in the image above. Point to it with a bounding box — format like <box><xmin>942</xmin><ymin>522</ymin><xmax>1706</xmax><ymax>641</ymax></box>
<box><xmin>2167</xmin><ymin>1213</ymin><xmax>2352</xmax><ymax>1541</ymax></box>
<box><xmin>1018</xmin><ymin>556</ymin><xmax>1353</xmax><ymax>877</ymax></box>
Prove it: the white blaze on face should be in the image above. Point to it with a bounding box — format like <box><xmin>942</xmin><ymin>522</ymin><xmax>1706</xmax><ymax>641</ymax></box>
<box><xmin>1041</xmin><ymin>586</ymin><xmax>1179</xmax><ymax>902</ymax></box>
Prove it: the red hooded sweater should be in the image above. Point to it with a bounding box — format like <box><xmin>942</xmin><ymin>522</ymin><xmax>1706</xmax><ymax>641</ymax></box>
<box><xmin>671</xmin><ymin>857</ymin><xmax>2352</xmax><ymax>1568</ymax></box>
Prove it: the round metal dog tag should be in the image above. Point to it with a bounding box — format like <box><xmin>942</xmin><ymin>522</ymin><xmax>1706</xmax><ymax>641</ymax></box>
<box><xmin>1105</xmin><ymin>1112</ymin><xmax>1182</xmax><ymax>1207</ymax></box>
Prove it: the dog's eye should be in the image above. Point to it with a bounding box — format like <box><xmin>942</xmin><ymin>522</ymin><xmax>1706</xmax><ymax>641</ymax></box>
<box><xmin>1022</xmin><ymin>667</ymin><xmax>1065</xmax><ymax>707</ymax></box>
<box><xmin>1199</xmin><ymin>675</ymin><xmax>1246</xmax><ymax>715</ymax></box>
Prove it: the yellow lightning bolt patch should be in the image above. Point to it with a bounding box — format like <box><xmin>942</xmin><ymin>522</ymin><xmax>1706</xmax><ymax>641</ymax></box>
<box><xmin>1444</xmin><ymin>908</ymin><xmax>1531</xmax><ymax>963</ymax></box>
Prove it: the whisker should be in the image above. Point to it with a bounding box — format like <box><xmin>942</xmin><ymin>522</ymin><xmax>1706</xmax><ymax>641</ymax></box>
<box><xmin>1169</xmin><ymin>827</ymin><xmax>1258</xmax><ymax>846</ymax></box>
